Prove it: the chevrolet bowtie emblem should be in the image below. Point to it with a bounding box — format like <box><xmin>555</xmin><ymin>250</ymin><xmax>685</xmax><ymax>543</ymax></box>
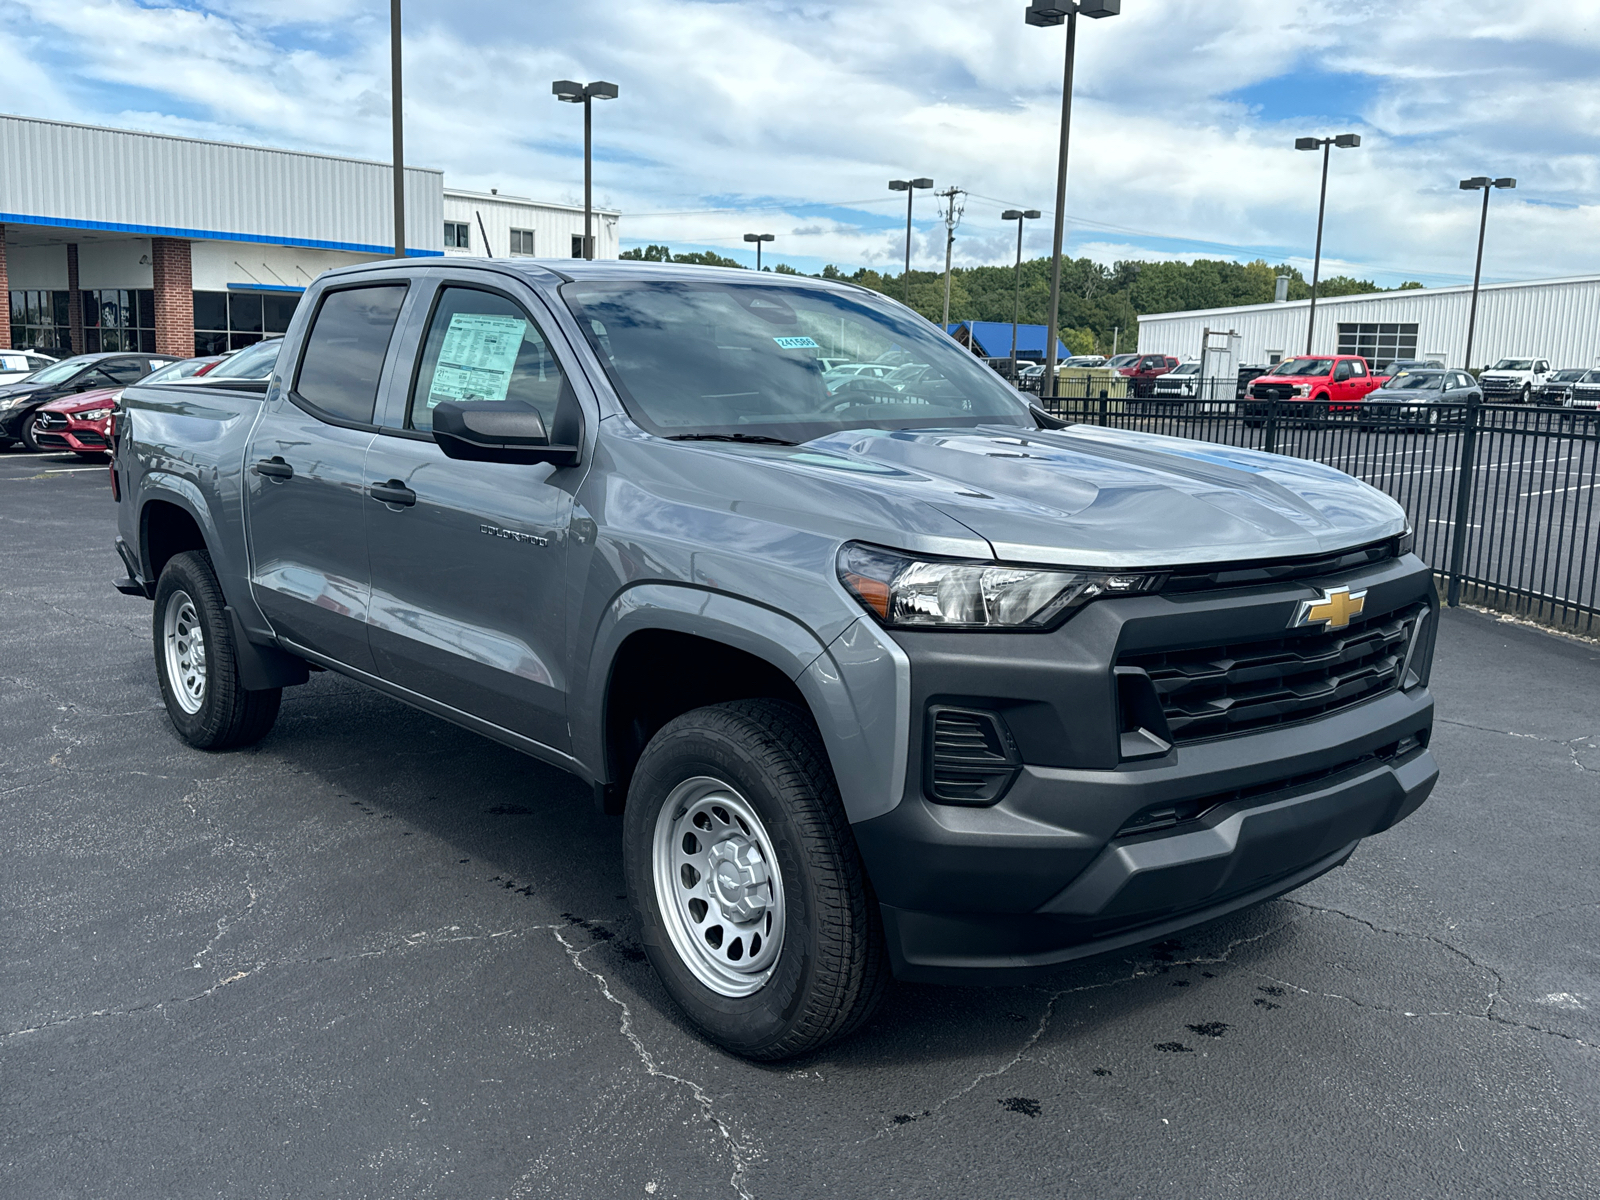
<box><xmin>1293</xmin><ymin>586</ymin><xmax>1366</xmax><ymax>630</ymax></box>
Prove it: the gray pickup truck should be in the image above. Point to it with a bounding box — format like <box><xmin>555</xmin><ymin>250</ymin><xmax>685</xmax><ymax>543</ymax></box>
<box><xmin>112</xmin><ymin>259</ymin><xmax>1438</xmax><ymax>1059</ymax></box>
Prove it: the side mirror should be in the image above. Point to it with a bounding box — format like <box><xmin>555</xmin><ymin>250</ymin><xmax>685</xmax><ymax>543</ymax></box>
<box><xmin>431</xmin><ymin>400</ymin><xmax>579</xmax><ymax>466</ymax></box>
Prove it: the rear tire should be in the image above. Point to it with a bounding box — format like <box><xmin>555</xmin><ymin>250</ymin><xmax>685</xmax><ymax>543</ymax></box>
<box><xmin>153</xmin><ymin>550</ymin><xmax>281</xmax><ymax>750</ymax></box>
<box><xmin>623</xmin><ymin>699</ymin><xmax>888</xmax><ymax>1060</ymax></box>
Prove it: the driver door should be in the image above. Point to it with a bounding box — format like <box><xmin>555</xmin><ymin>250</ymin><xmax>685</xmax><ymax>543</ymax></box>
<box><xmin>363</xmin><ymin>278</ymin><xmax>585</xmax><ymax>752</ymax></box>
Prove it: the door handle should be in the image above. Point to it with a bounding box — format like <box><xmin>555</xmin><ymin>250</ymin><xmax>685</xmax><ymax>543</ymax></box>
<box><xmin>369</xmin><ymin>480</ymin><xmax>417</xmax><ymax>507</ymax></box>
<box><xmin>253</xmin><ymin>457</ymin><xmax>293</xmax><ymax>480</ymax></box>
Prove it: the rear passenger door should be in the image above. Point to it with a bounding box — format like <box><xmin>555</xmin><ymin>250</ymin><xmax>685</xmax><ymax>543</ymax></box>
<box><xmin>245</xmin><ymin>280</ymin><xmax>410</xmax><ymax>672</ymax></box>
<box><xmin>362</xmin><ymin>277</ymin><xmax>586</xmax><ymax>752</ymax></box>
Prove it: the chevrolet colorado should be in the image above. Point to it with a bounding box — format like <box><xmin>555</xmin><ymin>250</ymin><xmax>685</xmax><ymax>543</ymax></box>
<box><xmin>112</xmin><ymin>260</ymin><xmax>1439</xmax><ymax>1059</ymax></box>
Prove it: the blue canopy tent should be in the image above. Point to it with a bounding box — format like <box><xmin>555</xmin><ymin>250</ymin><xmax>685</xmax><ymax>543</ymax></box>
<box><xmin>945</xmin><ymin>321</ymin><xmax>1071</xmax><ymax>360</ymax></box>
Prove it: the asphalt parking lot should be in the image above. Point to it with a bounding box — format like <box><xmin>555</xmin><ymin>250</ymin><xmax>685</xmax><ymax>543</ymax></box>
<box><xmin>3</xmin><ymin>445</ymin><xmax>1597</xmax><ymax>1200</ymax></box>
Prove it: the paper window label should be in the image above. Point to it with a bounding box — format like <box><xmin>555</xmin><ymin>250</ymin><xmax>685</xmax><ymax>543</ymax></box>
<box><xmin>427</xmin><ymin>313</ymin><xmax>528</xmax><ymax>407</ymax></box>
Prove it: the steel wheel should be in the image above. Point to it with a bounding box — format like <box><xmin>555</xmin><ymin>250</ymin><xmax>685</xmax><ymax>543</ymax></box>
<box><xmin>161</xmin><ymin>589</ymin><xmax>207</xmax><ymax>715</ymax></box>
<box><xmin>652</xmin><ymin>775</ymin><xmax>786</xmax><ymax>998</ymax></box>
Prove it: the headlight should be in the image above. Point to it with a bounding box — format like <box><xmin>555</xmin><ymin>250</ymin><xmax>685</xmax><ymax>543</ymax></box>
<box><xmin>1293</xmin><ymin>384</ymin><xmax>1311</xmax><ymax>397</ymax></box>
<box><xmin>75</xmin><ymin>408</ymin><xmax>113</xmax><ymax>421</ymax></box>
<box><xmin>837</xmin><ymin>543</ymin><xmax>1163</xmax><ymax>630</ymax></box>
<box><xmin>0</xmin><ymin>395</ymin><xmax>26</xmax><ymax>409</ymax></box>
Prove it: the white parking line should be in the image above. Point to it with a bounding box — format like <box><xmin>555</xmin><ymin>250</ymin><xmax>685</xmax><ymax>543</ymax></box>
<box><xmin>1520</xmin><ymin>481</ymin><xmax>1599</xmax><ymax>498</ymax></box>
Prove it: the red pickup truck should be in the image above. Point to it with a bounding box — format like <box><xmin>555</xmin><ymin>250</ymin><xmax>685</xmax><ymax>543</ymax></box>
<box><xmin>1118</xmin><ymin>353</ymin><xmax>1181</xmax><ymax>397</ymax></box>
<box><xmin>1243</xmin><ymin>354</ymin><xmax>1389</xmax><ymax>421</ymax></box>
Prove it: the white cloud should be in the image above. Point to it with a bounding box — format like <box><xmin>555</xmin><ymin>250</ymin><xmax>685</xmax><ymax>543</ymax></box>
<box><xmin>1</xmin><ymin>0</ymin><xmax>1597</xmax><ymax>283</ymax></box>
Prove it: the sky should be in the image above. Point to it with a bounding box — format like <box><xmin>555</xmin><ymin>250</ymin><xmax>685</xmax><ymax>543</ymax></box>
<box><xmin>3</xmin><ymin>0</ymin><xmax>1599</xmax><ymax>288</ymax></box>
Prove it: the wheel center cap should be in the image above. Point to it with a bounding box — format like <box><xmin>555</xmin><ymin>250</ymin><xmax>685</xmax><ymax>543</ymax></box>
<box><xmin>707</xmin><ymin>837</ymin><xmax>769</xmax><ymax>921</ymax></box>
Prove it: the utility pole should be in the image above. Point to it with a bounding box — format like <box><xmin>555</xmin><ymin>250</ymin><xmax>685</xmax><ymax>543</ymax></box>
<box><xmin>937</xmin><ymin>187</ymin><xmax>965</xmax><ymax>329</ymax></box>
<box><xmin>390</xmin><ymin>0</ymin><xmax>405</xmax><ymax>258</ymax></box>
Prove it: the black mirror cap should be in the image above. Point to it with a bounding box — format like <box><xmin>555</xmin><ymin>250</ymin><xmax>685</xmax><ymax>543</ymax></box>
<box><xmin>430</xmin><ymin>400</ymin><xmax>580</xmax><ymax>466</ymax></box>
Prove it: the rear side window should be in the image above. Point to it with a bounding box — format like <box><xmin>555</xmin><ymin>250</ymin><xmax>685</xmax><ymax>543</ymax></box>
<box><xmin>406</xmin><ymin>286</ymin><xmax>568</xmax><ymax>433</ymax></box>
<box><xmin>294</xmin><ymin>285</ymin><xmax>407</xmax><ymax>423</ymax></box>
<box><xmin>101</xmin><ymin>359</ymin><xmax>149</xmax><ymax>384</ymax></box>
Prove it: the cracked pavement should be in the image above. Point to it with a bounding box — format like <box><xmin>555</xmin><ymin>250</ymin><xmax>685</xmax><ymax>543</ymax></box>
<box><xmin>2</xmin><ymin>448</ymin><xmax>1597</xmax><ymax>1199</ymax></box>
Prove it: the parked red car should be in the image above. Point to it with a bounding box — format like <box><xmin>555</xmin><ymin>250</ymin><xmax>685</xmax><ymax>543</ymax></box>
<box><xmin>1243</xmin><ymin>354</ymin><xmax>1389</xmax><ymax>420</ymax></box>
<box><xmin>31</xmin><ymin>355</ymin><xmax>223</xmax><ymax>458</ymax></box>
<box><xmin>1118</xmin><ymin>353</ymin><xmax>1181</xmax><ymax>397</ymax></box>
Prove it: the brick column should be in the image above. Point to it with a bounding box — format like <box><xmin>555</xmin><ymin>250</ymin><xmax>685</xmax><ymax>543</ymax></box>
<box><xmin>150</xmin><ymin>237</ymin><xmax>194</xmax><ymax>358</ymax></box>
<box><xmin>0</xmin><ymin>225</ymin><xmax>10</xmax><ymax>350</ymax></box>
<box><xmin>66</xmin><ymin>243</ymin><xmax>84</xmax><ymax>354</ymax></box>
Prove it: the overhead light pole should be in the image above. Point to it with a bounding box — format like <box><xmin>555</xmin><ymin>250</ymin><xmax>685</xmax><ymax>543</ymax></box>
<box><xmin>1002</xmin><ymin>208</ymin><xmax>1042</xmax><ymax>380</ymax></box>
<box><xmin>390</xmin><ymin>0</ymin><xmax>404</xmax><ymax>258</ymax></box>
<box><xmin>888</xmin><ymin>177</ymin><xmax>934</xmax><ymax>303</ymax></box>
<box><xmin>1027</xmin><ymin>0</ymin><xmax>1120</xmax><ymax>397</ymax></box>
<box><xmin>1294</xmin><ymin>132</ymin><xmax>1361</xmax><ymax>354</ymax></box>
<box><xmin>743</xmin><ymin>232</ymin><xmax>775</xmax><ymax>272</ymax></box>
<box><xmin>1459</xmin><ymin>176</ymin><xmax>1516</xmax><ymax>372</ymax></box>
<box><xmin>553</xmin><ymin>79</ymin><xmax>619</xmax><ymax>259</ymax></box>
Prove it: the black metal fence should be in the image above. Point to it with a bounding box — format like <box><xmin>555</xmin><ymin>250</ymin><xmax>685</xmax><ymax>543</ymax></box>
<box><xmin>1037</xmin><ymin>377</ymin><xmax>1600</xmax><ymax>634</ymax></box>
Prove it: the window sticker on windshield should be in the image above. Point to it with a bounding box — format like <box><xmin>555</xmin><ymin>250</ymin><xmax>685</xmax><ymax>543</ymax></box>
<box><xmin>427</xmin><ymin>313</ymin><xmax>528</xmax><ymax>407</ymax></box>
<box><xmin>772</xmin><ymin>336</ymin><xmax>819</xmax><ymax>350</ymax></box>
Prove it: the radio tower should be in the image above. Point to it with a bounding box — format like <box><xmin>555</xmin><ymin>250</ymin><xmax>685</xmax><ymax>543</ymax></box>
<box><xmin>937</xmin><ymin>186</ymin><xmax>966</xmax><ymax>329</ymax></box>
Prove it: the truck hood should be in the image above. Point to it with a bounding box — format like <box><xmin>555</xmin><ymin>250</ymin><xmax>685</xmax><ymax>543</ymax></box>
<box><xmin>786</xmin><ymin>424</ymin><xmax>1407</xmax><ymax>567</ymax></box>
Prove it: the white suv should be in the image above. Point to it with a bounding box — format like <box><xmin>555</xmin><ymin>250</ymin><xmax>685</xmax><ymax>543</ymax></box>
<box><xmin>0</xmin><ymin>350</ymin><xmax>58</xmax><ymax>385</ymax></box>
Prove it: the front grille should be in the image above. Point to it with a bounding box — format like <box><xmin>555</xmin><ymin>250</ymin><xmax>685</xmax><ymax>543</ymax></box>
<box><xmin>71</xmin><ymin>430</ymin><xmax>107</xmax><ymax>447</ymax></box>
<box><xmin>33</xmin><ymin>432</ymin><xmax>69</xmax><ymax>448</ymax></box>
<box><xmin>33</xmin><ymin>411</ymin><xmax>68</xmax><ymax>430</ymax></box>
<box><xmin>926</xmin><ymin>707</ymin><xmax>1019</xmax><ymax>806</ymax></box>
<box><xmin>1118</xmin><ymin>602</ymin><xmax>1423</xmax><ymax>744</ymax></box>
<box><xmin>1482</xmin><ymin>378</ymin><xmax>1519</xmax><ymax>395</ymax></box>
<box><xmin>1249</xmin><ymin>384</ymin><xmax>1302</xmax><ymax>401</ymax></box>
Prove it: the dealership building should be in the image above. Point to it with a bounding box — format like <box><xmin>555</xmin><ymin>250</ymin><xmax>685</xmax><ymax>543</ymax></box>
<box><xmin>1136</xmin><ymin>274</ymin><xmax>1600</xmax><ymax>372</ymax></box>
<box><xmin>0</xmin><ymin>113</ymin><xmax>618</xmax><ymax>357</ymax></box>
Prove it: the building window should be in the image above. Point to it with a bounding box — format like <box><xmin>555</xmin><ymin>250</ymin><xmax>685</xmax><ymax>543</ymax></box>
<box><xmin>1337</xmin><ymin>323</ymin><xmax>1418</xmax><ymax>371</ymax></box>
<box><xmin>444</xmin><ymin>221</ymin><xmax>471</xmax><ymax>249</ymax></box>
<box><xmin>83</xmin><ymin>289</ymin><xmax>156</xmax><ymax>353</ymax></box>
<box><xmin>8</xmin><ymin>290</ymin><xmax>70</xmax><ymax>351</ymax></box>
<box><xmin>193</xmin><ymin>289</ymin><xmax>301</xmax><ymax>355</ymax></box>
<box><xmin>571</xmin><ymin>234</ymin><xmax>585</xmax><ymax>258</ymax></box>
<box><xmin>510</xmin><ymin>228</ymin><xmax>536</xmax><ymax>256</ymax></box>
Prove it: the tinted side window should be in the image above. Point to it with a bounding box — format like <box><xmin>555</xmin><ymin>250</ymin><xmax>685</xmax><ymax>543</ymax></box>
<box><xmin>294</xmin><ymin>285</ymin><xmax>407</xmax><ymax>424</ymax></box>
<box><xmin>101</xmin><ymin>359</ymin><xmax>148</xmax><ymax>384</ymax></box>
<box><xmin>406</xmin><ymin>286</ymin><xmax>568</xmax><ymax>433</ymax></box>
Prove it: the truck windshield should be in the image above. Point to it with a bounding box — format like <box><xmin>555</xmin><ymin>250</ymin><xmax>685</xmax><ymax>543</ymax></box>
<box><xmin>1491</xmin><ymin>359</ymin><xmax>1534</xmax><ymax>370</ymax></box>
<box><xmin>561</xmin><ymin>279</ymin><xmax>1033</xmax><ymax>442</ymax></box>
<box><xmin>1275</xmin><ymin>358</ymin><xmax>1335</xmax><ymax>376</ymax></box>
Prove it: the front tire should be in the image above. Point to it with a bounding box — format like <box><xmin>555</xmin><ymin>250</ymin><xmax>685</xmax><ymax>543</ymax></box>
<box><xmin>623</xmin><ymin>700</ymin><xmax>888</xmax><ymax>1060</ymax></box>
<box><xmin>153</xmin><ymin>550</ymin><xmax>281</xmax><ymax>750</ymax></box>
<box><xmin>20</xmin><ymin>411</ymin><xmax>44</xmax><ymax>452</ymax></box>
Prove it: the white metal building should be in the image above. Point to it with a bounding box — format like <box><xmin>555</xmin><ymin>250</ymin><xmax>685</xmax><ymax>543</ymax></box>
<box><xmin>1</xmin><ymin>113</ymin><xmax>620</xmax><ymax>357</ymax></box>
<box><xmin>1136</xmin><ymin>275</ymin><xmax>1600</xmax><ymax>372</ymax></box>
<box><xmin>443</xmin><ymin>189</ymin><xmax>618</xmax><ymax>261</ymax></box>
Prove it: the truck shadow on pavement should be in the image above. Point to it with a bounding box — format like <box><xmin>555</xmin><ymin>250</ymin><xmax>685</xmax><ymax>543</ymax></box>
<box><xmin>245</xmin><ymin>667</ymin><xmax>1320</xmax><ymax>1075</ymax></box>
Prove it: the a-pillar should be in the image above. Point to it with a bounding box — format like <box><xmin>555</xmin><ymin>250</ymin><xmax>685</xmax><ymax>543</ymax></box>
<box><xmin>150</xmin><ymin>237</ymin><xmax>194</xmax><ymax>358</ymax></box>
<box><xmin>0</xmin><ymin>225</ymin><xmax>10</xmax><ymax>350</ymax></box>
<box><xmin>66</xmin><ymin>243</ymin><xmax>83</xmax><ymax>354</ymax></box>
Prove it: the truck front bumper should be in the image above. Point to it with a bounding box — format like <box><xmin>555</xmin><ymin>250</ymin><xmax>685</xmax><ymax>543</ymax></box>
<box><xmin>859</xmin><ymin>687</ymin><xmax>1435</xmax><ymax>984</ymax></box>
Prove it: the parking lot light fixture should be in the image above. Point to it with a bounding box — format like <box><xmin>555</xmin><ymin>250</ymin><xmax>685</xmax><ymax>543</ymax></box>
<box><xmin>889</xmin><ymin>178</ymin><xmax>934</xmax><ymax>302</ymax></box>
<box><xmin>553</xmin><ymin>79</ymin><xmax>619</xmax><ymax>260</ymax></box>
<box><xmin>1459</xmin><ymin>176</ymin><xmax>1516</xmax><ymax>372</ymax></box>
<box><xmin>1296</xmin><ymin>132</ymin><xmax>1362</xmax><ymax>354</ymax></box>
<box><xmin>1002</xmin><ymin>209</ymin><xmax>1042</xmax><ymax>381</ymax></box>
<box><xmin>1028</xmin><ymin>0</ymin><xmax>1120</xmax><ymax>398</ymax></box>
<box><xmin>742</xmin><ymin>232</ymin><xmax>775</xmax><ymax>272</ymax></box>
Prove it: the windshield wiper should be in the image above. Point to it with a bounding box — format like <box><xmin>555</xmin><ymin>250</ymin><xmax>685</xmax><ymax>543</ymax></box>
<box><xmin>665</xmin><ymin>432</ymin><xmax>797</xmax><ymax>446</ymax></box>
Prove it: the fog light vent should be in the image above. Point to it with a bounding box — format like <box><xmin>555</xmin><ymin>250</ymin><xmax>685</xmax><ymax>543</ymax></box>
<box><xmin>926</xmin><ymin>707</ymin><xmax>1020</xmax><ymax>806</ymax></box>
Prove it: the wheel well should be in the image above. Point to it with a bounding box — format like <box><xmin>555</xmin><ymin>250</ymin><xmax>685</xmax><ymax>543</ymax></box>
<box><xmin>142</xmin><ymin>500</ymin><xmax>207</xmax><ymax>584</ymax></box>
<box><xmin>603</xmin><ymin>630</ymin><xmax>810</xmax><ymax>801</ymax></box>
